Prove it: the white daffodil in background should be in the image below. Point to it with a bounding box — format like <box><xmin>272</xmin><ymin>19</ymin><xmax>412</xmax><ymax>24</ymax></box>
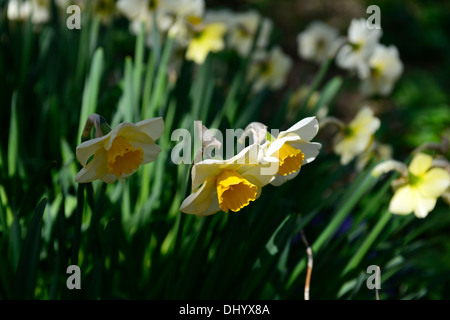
<box><xmin>248</xmin><ymin>46</ymin><xmax>292</xmax><ymax>92</ymax></box>
<box><xmin>75</xmin><ymin>117</ymin><xmax>164</xmax><ymax>184</ymax></box>
<box><xmin>180</xmin><ymin>144</ymin><xmax>279</xmax><ymax>216</ymax></box>
<box><xmin>227</xmin><ymin>10</ymin><xmax>273</xmax><ymax>57</ymax></box>
<box><xmin>336</xmin><ymin>18</ymin><xmax>382</xmax><ymax>78</ymax></box>
<box><xmin>332</xmin><ymin>106</ymin><xmax>380</xmax><ymax>165</ymax></box>
<box><xmin>184</xmin><ymin>19</ymin><xmax>227</xmax><ymax>64</ymax></box>
<box><xmin>7</xmin><ymin>0</ymin><xmax>31</xmax><ymax>21</ymax></box>
<box><xmin>297</xmin><ymin>21</ymin><xmax>341</xmax><ymax>63</ymax></box>
<box><xmin>373</xmin><ymin>153</ymin><xmax>450</xmax><ymax>218</ymax></box>
<box><xmin>360</xmin><ymin>44</ymin><xmax>403</xmax><ymax>96</ymax></box>
<box><xmin>262</xmin><ymin>117</ymin><xmax>322</xmax><ymax>186</ymax></box>
<box><xmin>8</xmin><ymin>0</ymin><xmax>50</xmax><ymax>24</ymax></box>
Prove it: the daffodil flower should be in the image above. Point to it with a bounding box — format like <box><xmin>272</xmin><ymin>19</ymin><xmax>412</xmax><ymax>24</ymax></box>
<box><xmin>180</xmin><ymin>144</ymin><xmax>278</xmax><ymax>216</ymax></box>
<box><xmin>248</xmin><ymin>46</ymin><xmax>293</xmax><ymax>92</ymax></box>
<box><xmin>297</xmin><ymin>21</ymin><xmax>341</xmax><ymax>63</ymax></box>
<box><xmin>227</xmin><ymin>10</ymin><xmax>273</xmax><ymax>57</ymax></box>
<box><xmin>373</xmin><ymin>153</ymin><xmax>450</xmax><ymax>218</ymax></box>
<box><xmin>75</xmin><ymin>117</ymin><xmax>164</xmax><ymax>184</ymax></box>
<box><xmin>185</xmin><ymin>20</ymin><xmax>227</xmax><ymax>64</ymax></box>
<box><xmin>332</xmin><ymin>106</ymin><xmax>380</xmax><ymax>165</ymax></box>
<box><xmin>360</xmin><ymin>44</ymin><xmax>403</xmax><ymax>96</ymax></box>
<box><xmin>263</xmin><ymin>117</ymin><xmax>322</xmax><ymax>186</ymax></box>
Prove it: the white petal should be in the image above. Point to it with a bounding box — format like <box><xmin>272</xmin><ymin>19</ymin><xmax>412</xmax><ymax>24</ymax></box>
<box><xmin>135</xmin><ymin>117</ymin><xmax>164</xmax><ymax>141</ymax></box>
<box><xmin>279</xmin><ymin>117</ymin><xmax>319</xmax><ymax>141</ymax></box>
<box><xmin>270</xmin><ymin>169</ymin><xmax>301</xmax><ymax>187</ymax></box>
<box><xmin>180</xmin><ymin>177</ymin><xmax>221</xmax><ymax>216</ymax></box>
<box><xmin>389</xmin><ymin>185</ymin><xmax>416</xmax><ymax>215</ymax></box>
<box><xmin>288</xmin><ymin>141</ymin><xmax>322</xmax><ymax>165</ymax></box>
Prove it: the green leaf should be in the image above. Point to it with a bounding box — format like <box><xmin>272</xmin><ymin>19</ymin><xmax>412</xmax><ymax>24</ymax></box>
<box><xmin>13</xmin><ymin>198</ymin><xmax>47</xmax><ymax>299</ymax></box>
<box><xmin>8</xmin><ymin>92</ymin><xmax>19</xmax><ymax>178</ymax></box>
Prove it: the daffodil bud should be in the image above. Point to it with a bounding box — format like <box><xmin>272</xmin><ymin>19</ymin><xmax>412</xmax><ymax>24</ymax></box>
<box><xmin>81</xmin><ymin>114</ymin><xmax>111</xmax><ymax>142</ymax></box>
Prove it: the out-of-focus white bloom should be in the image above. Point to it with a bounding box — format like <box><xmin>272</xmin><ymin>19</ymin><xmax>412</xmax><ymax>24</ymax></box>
<box><xmin>92</xmin><ymin>0</ymin><xmax>117</xmax><ymax>25</ymax></box>
<box><xmin>30</xmin><ymin>0</ymin><xmax>51</xmax><ymax>24</ymax></box>
<box><xmin>203</xmin><ymin>8</ymin><xmax>235</xmax><ymax>26</ymax></box>
<box><xmin>8</xmin><ymin>0</ymin><xmax>51</xmax><ymax>24</ymax></box>
<box><xmin>228</xmin><ymin>10</ymin><xmax>272</xmax><ymax>57</ymax></box>
<box><xmin>248</xmin><ymin>46</ymin><xmax>292</xmax><ymax>92</ymax></box>
<box><xmin>333</xmin><ymin>106</ymin><xmax>380</xmax><ymax>165</ymax></box>
<box><xmin>297</xmin><ymin>21</ymin><xmax>341</xmax><ymax>63</ymax></box>
<box><xmin>118</xmin><ymin>0</ymin><xmax>205</xmax><ymax>36</ymax></box>
<box><xmin>7</xmin><ymin>0</ymin><xmax>31</xmax><ymax>21</ymax></box>
<box><xmin>336</xmin><ymin>18</ymin><xmax>382</xmax><ymax>78</ymax></box>
<box><xmin>360</xmin><ymin>44</ymin><xmax>403</xmax><ymax>96</ymax></box>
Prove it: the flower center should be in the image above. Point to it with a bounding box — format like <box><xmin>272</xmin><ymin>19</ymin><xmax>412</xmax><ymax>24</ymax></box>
<box><xmin>277</xmin><ymin>143</ymin><xmax>305</xmax><ymax>176</ymax></box>
<box><xmin>216</xmin><ymin>170</ymin><xmax>258</xmax><ymax>213</ymax></box>
<box><xmin>408</xmin><ymin>171</ymin><xmax>423</xmax><ymax>187</ymax></box>
<box><xmin>106</xmin><ymin>136</ymin><xmax>144</xmax><ymax>177</ymax></box>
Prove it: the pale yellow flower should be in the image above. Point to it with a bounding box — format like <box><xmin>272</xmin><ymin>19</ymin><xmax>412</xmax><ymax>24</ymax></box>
<box><xmin>185</xmin><ymin>22</ymin><xmax>227</xmax><ymax>64</ymax></box>
<box><xmin>75</xmin><ymin>118</ymin><xmax>164</xmax><ymax>184</ymax></box>
<box><xmin>180</xmin><ymin>144</ymin><xmax>278</xmax><ymax>216</ymax></box>
<box><xmin>373</xmin><ymin>153</ymin><xmax>450</xmax><ymax>218</ymax></box>
<box><xmin>333</xmin><ymin>106</ymin><xmax>380</xmax><ymax>165</ymax></box>
<box><xmin>263</xmin><ymin>117</ymin><xmax>322</xmax><ymax>186</ymax></box>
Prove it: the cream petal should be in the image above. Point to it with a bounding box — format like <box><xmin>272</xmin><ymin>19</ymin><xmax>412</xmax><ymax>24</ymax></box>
<box><xmin>127</xmin><ymin>136</ymin><xmax>161</xmax><ymax>165</ymax></box>
<box><xmin>180</xmin><ymin>177</ymin><xmax>221</xmax><ymax>216</ymax></box>
<box><xmin>288</xmin><ymin>141</ymin><xmax>322</xmax><ymax>165</ymax></box>
<box><xmin>102</xmin><ymin>173</ymin><xmax>118</xmax><ymax>184</ymax></box>
<box><xmin>408</xmin><ymin>153</ymin><xmax>432</xmax><ymax>176</ymax></box>
<box><xmin>270</xmin><ymin>169</ymin><xmax>301</xmax><ymax>187</ymax></box>
<box><xmin>414</xmin><ymin>194</ymin><xmax>437</xmax><ymax>219</ymax></box>
<box><xmin>418</xmin><ymin>168</ymin><xmax>450</xmax><ymax>198</ymax></box>
<box><xmin>279</xmin><ymin>117</ymin><xmax>319</xmax><ymax>141</ymax></box>
<box><xmin>75</xmin><ymin>149</ymin><xmax>108</xmax><ymax>183</ymax></box>
<box><xmin>389</xmin><ymin>185</ymin><xmax>416</xmax><ymax>215</ymax></box>
<box><xmin>135</xmin><ymin>117</ymin><xmax>164</xmax><ymax>141</ymax></box>
<box><xmin>191</xmin><ymin>144</ymin><xmax>261</xmax><ymax>189</ymax></box>
<box><xmin>76</xmin><ymin>134</ymin><xmax>109</xmax><ymax>167</ymax></box>
<box><xmin>238</xmin><ymin>156</ymin><xmax>279</xmax><ymax>187</ymax></box>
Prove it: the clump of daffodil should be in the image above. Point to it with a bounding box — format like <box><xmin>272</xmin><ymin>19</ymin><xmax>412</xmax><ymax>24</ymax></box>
<box><xmin>180</xmin><ymin>144</ymin><xmax>278</xmax><ymax>216</ymax></box>
<box><xmin>181</xmin><ymin>17</ymin><xmax>227</xmax><ymax>64</ymax></box>
<box><xmin>241</xmin><ymin>117</ymin><xmax>322</xmax><ymax>186</ymax></box>
<box><xmin>336</xmin><ymin>18</ymin><xmax>382</xmax><ymax>78</ymax></box>
<box><xmin>75</xmin><ymin>115</ymin><xmax>164</xmax><ymax>184</ymax></box>
<box><xmin>372</xmin><ymin>153</ymin><xmax>450</xmax><ymax>218</ymax></box>
<box><xmin>325</xmin><ymin>106</ymin><xmax>380</xmax><ymax>165</ymax></box>
<box><xmin>247</xmin><ymin>46</ymin><xmax>293</xmax><ymax>92</ymax></box>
